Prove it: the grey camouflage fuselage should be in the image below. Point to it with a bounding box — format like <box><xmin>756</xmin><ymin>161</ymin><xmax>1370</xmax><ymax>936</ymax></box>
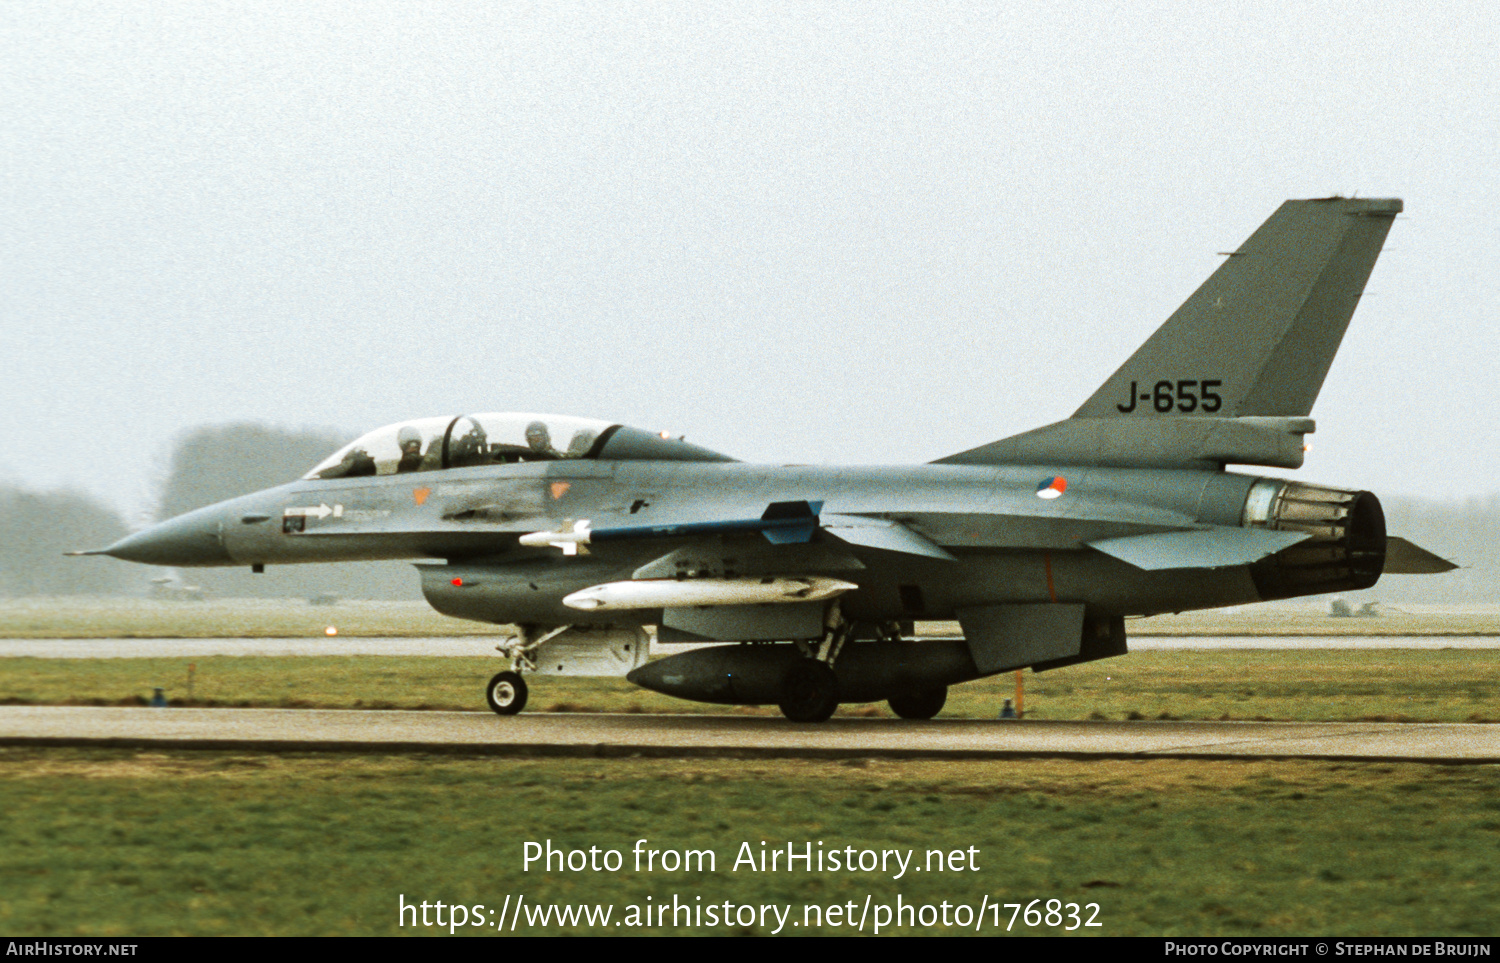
<box><xmin>89</xmin><ymin>198</ymin><xmax>1453</xmax><ymax>718</ymax></box>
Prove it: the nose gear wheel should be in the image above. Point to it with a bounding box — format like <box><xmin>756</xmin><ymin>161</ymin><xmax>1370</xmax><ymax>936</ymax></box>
<box><xmin>486</xmin><ymin>671</ymin><xmax>528</xmax><ymax>715</ymax></box>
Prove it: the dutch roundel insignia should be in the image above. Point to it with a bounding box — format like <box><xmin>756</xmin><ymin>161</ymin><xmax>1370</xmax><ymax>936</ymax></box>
<box><xmin>1036</xmin><ymin>476</ymin><xmax>1068</xmax><ymax>499</ymax></box>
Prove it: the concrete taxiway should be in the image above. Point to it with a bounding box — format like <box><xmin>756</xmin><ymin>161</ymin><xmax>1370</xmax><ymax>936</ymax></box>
<box><xmin>1</xmin><ymin>707</ymin><xmax>1496</xmax><ymax>763</ymax></box>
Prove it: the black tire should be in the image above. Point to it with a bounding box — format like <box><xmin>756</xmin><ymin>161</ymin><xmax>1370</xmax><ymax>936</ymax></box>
<box><xmin>778</xmin><ymin>660</ymin><xmax>839</xmax><ymax>723</ymax></box>
<box><xmin>888</xmin><ymin>685</ymin><xmax>947</xmax><ymax>720</ymax></box>
<box><xmin>486</xmin><ymin>671</ymin><xmax>528</xmax><ymax>715</ymax></box>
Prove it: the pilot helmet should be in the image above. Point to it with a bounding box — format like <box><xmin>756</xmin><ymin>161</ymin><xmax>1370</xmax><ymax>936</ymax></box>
<box><xmin>524</xmin><ymin>421</ymin><xmax>552</xmax><ymax>449</ymax></box>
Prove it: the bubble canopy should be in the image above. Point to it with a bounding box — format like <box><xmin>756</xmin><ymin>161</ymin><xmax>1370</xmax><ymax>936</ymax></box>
<box><xmin>304</xmin><ymin>412</ymin><xmax>733</xmax><ymax>480</ymax></box>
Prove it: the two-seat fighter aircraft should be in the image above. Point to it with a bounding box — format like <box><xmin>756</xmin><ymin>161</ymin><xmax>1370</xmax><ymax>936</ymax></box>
<box><xmin>87</xmin><ymin>197</ymin><xmax>1455</xmax><ymax>721</ymax></box>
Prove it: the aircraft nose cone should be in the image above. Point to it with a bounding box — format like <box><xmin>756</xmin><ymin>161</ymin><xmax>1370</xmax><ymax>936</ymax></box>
<box><xmin>102</xmin><ymin>511</ymin><xmax>234</xmax><ymax>566</ymax></box>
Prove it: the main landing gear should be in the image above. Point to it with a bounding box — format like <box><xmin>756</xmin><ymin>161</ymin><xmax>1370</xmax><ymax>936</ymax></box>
<box><xmin>777</xmin><ymin>614</ymin><xmax>951</xmax><ymax>723</ymax></box>
<box><xmin>778</xmin><ymin>602</ymin><xmax>850</xmax><ymax>723</ymax></box>
<box><xmin>778</xmin><ymin>660</ymin><xmax>839</xmax><ymax>723</ymax></box>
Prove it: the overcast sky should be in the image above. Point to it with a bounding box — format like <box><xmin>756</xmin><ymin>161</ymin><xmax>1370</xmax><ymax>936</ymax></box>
<box><xmin>4</xmin><ymin>1</ymin><xmax>1497</xmax><ymax>522</ymax></box>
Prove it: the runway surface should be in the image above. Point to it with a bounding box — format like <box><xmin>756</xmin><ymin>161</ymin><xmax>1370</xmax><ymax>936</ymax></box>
<box><xmin>3</xmin><ymin>635</ymin><xmax>1499</xmax><ymax>657</ymax></box>
<box><xmin>2</xmin><ymin>706</ymin><xmax>1497</xmax><ymax>762</ymax></box>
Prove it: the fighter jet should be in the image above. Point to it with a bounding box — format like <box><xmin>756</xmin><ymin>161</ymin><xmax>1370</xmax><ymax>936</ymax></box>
<box><xmin>85</xmin><ymin>197</ymin><xmax>1455</xmax><ymax>722</ymax></box>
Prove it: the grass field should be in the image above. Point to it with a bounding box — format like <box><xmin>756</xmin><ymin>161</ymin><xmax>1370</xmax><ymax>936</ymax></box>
<box><xmin>2</xmin><ymin>749</ymin><xmax>1496</xmax><ymax>936</ymax></box>
<box><xmin>4</xmin><ymin>602</ymin><xmax>1498</xmax><ymax>936</ymax></box>
<box><xmin>4</xmin><ymin>597</ymin><xmax>1500</xmax><ymax>639</ymax></box>
<box><xmin>2</xmin><ymin>649</ymin><xmax>1496</xmax><ymax>722</ymax></box>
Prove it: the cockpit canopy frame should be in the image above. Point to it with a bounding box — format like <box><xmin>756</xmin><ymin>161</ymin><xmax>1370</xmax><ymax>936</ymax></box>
<box><xmin>304</xmin><ymin>412</ymin><xmax>732</xmax><ymax>480</ymax></box>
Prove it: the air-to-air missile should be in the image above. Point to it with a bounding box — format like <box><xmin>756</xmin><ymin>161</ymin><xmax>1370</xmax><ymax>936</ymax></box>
<box><xmin>563</xmin><ymin>576</ymin><xmax>860</xmax><ymax>611</ymax></box>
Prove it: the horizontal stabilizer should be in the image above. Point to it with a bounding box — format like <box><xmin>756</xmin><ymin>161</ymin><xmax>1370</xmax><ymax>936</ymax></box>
<box><xmin>1383</xmin><ymin>537</ymin><xmax>1459</xmax><ymax>575</ymax></box>
<box><xmin>1089</xmin><ymin>527</ymin><xmax>1309</xmax><ymax>571</ymax></box>
<box><xmin>935</xmin><ymin>416</ymin><xmax>1313</xmax><ymax>469</ymax></box>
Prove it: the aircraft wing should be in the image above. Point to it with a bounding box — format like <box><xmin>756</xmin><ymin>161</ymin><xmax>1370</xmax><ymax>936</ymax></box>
<box><xmin>1087</xmin><ymin>527</ymin><xmax>1309</xmax><ymax>570</ymax></box>
<box><xmin>520</xmin><ymin>500</ymin><xmax>963</xmax><ymax>562</ymax></box>
<box><xmin>616</xmin><ymin>507</ymin><xmax>957</xmax><ymax>582</ymax></box>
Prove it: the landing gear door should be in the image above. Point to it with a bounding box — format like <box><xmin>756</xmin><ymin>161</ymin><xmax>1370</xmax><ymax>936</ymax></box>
<box><xmin>528</xmin><ymin>626</ymin><xmax>650</xmax><ymax>677</ymax></box>
<box><xmin>956</xmin><ymin>604</ymin><xmax>1086</xmax><ymax>674</ymax></box>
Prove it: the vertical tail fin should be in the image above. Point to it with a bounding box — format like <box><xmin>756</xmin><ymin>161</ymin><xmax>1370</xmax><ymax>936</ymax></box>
<box><xmin>1073</xmin><ymin>196</ymin><xmax>1400</xmax><ymax>419</ymax></box>
<box><xmin>936</xmin><ymin>197</ymin><xmax>1401</xmax><ymax>468</ymax></box>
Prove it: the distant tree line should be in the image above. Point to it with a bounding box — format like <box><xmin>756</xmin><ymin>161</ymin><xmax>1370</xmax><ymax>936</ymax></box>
<box><xmin>0</xmin><ymin>424</ymin><xmax>420</xmax><ymax>600</ymax></box>
<box><xmin>0</xmin><ymin>484</ymin><xmax>134</xmax><ymax>596</ymax></box>
<box><xmin>154</xmin><ymin>423</ymin><xmax>353</xmax><ymax>523</ymax></box>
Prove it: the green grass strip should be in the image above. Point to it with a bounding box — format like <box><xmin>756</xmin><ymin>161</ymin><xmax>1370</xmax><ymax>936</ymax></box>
<box><xmin>1</xmin><ymin>750</ymin><xmax>1496</xmax><ymax>936</ymax></box>
<box><xmin>1</xmin><ymin>649</ymin><xmax>1497</xmax><ymax>722</ymax></box>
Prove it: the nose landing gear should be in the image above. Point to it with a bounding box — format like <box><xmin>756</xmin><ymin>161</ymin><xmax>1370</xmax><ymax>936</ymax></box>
<box><xmin>486</xmin><ymin>671</ymin><xmax>528</xmax><ymax>715</ymax></box>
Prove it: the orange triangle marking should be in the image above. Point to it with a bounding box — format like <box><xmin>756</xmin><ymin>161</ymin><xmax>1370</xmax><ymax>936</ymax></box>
<box><xmin>550</xmin><ymin>482</ymin><xmax>571</xmax><ymax>500</ymax></box>
<box><xmin>413</xmin><ymin>487</ymin><xmax>431</xmax><ymax>505</ymax></box>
